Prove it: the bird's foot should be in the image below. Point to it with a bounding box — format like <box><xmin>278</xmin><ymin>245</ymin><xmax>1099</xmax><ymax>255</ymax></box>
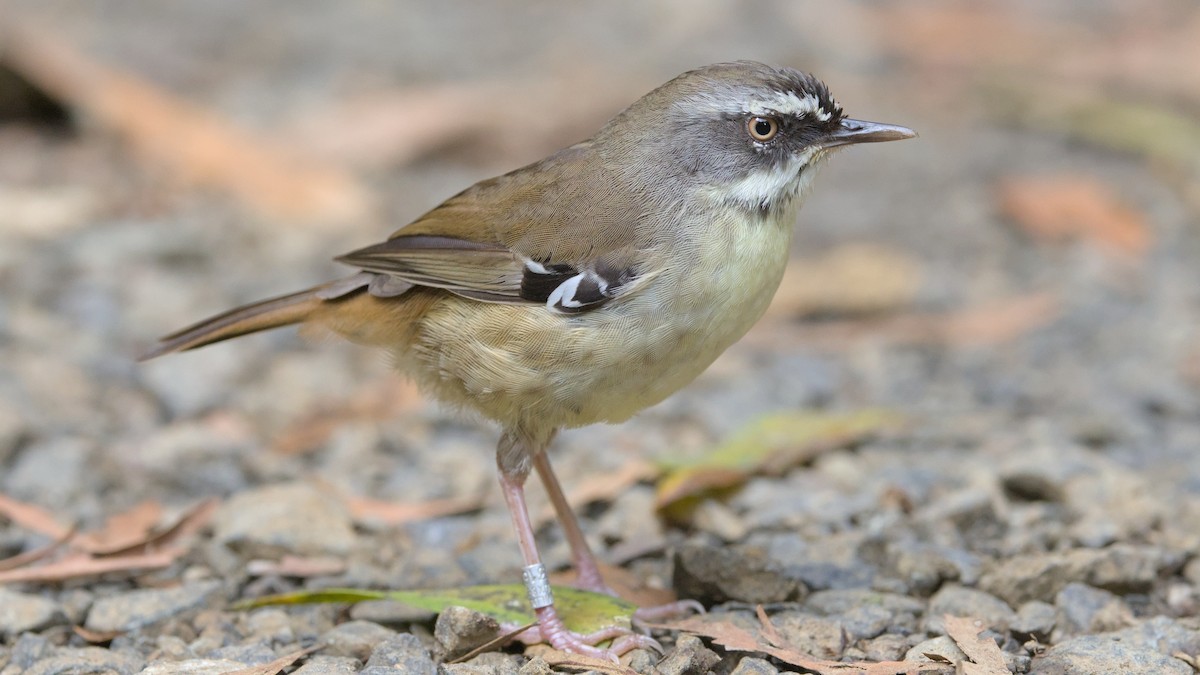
<box><xmin>566</xmin><ymin>568</ymin><xmax>705</xmax><ymax>627</ymax></box>
<box><xmin>632</xmin><ymin>599</ymin><xmax>706</xmax><ymax>625</ymax></box>
<box><xmin>507</xmin><ymin>604</ymin><xmax>661</xmax><ymax>661</ymax></box>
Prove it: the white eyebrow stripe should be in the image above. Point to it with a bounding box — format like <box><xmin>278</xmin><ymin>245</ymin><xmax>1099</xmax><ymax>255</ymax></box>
<box><xmin>745</xmin><ymin>91</ymin><xmax>837</xmax><ymax>122</ymax></box>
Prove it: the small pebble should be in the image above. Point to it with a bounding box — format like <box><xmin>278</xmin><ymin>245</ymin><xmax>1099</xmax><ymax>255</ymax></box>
<box><xmin>925</xmin><ymin>584</ymin><xmax>1016</xmax><ymax>634</ymax></box>
<box><xmin>321</xmin><ymin>620</ymin><xmax>399</xmax><ymax>662</ymax></box>
<box><xmin>0</xmin><ymin>589</ymin><xmax>64</xmax><ymax>637</ymax></box>
<box><xmin>729</xmin><ymin>656</ymin><xmax>779</xmax><ymax>675</ymax></box>
<box><xmin>212</xmin><ymin>482</ymin><xmax>357</xmax><ymax>557</ymax></box>
<box><xmin>433</xmin><ymin>606</ymin><xmax>501</xmax><ymax>660</ymax></box>
<box><xmin>362</xmin><ymin>634</ymin><xmax>436</xmax><ymax>674</ymax></box>
<box><xmin>85</xmin><ymin>581</ymin><xmax>223</xmax><ymax>633</ymax></box>
<box><xmin>1034</xmin><ymin>635</ymin><xmax>1192</xmax><ymax>675</ymax></box>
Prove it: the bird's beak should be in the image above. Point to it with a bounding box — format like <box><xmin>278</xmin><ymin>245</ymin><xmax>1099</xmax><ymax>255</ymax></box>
<box><xmin>821</xmin><ymin>118</ymin><xmax>916</xmax><ymax>148</ymax></box>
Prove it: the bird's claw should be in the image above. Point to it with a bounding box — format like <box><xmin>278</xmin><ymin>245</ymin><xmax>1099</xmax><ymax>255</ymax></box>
<box><xmin>504</xmin><ymin>605</ymin><xmax>661</xmax><ymax>662</ymax></box>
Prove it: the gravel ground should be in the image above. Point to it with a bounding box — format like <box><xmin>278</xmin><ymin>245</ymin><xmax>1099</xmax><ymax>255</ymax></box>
<box><xmin>2</xmin><ymin>2</ymin><xmax>1199</xmax><ymax>674</ymax></box>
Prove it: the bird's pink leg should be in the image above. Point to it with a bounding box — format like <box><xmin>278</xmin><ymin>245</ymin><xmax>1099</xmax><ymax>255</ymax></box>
<box><xmin>531</xmin><ymin>450</ymin><xmax>704</xmax><ymax>622</ymax></box>
<box><xmin>497</xmin><ymin>431</ymin><xmax>656</xmax><ymax>660</ymax></box>
<box><xmin>531</xmin><ymin>450</ymin><xmax>609</xmax><ymax>592</ymax></box>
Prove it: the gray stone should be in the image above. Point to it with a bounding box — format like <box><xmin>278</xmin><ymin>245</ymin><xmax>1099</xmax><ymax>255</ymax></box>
<box><xmin>625</xmin><ymin>648</ymin><xmax>660</xmax><ymax>673</ymax></box>
<box><xmin>1012</xmin><ymin>600</ymin><xmax>1057</xmax><ymax>640</ymax></box>
<box><xmin>751</xmin><ymin>530</ymin><xmax>875</xmax><ymax>591</ymax></box>
<box><xmin>655</xmin><ymin>633</ymin><xmax>721</xmax><ymax>675</ymax></box>
<box><xmin>363</xmin><ymin>634</ymin><xmax>436</xmax><ymax>674</ymax></box>
<box><xmin>979</xmin><ymin>551</ymin><xmax>1085</xmax><ymax>607</ymax></box>
<box><xmin>925</xmin><ymin>584</ymin><xmax>1016</xmax><ymax>634</ymax></box>
<box><xmin>316</xmin><ymin>619</ymin><xmax>396</xmax><ymax>658</ymax></box>
<box><xmin>85</xmin><ymin>581</ymin><xmax>222</xmax><ymax>633</ymax></box>
<box><xmin>730</xmin><ymin>656</ymin><xmax>779</xmax><ymax>675</ymax></box>
<box><xmin>321</xmin><ymin>620</ymin><xmax>399</xmax><ymax>661</ymax></box>
<box><xmin>56</xmin><ymin>588</ymin><xmax>94</xmax><ymax>626</ymax></box>
<box><xmin>673</xmin><ymin>544</ymin><xmax>802</xmax><ymax>605</ymax></box>
<box><xmin>0</xmin><ymin>589</ymin><xmax>64</xmax><ymax>636</ymax></box>
<box><xmin>242</xmin><ymin>608</ymin><xmax>295</xmax><ymax>646</ymax></box>
<box><xmin>1032</xmin><ymin>635</ymin><xmax>1191</xmax><ymax>675</ymax></box>
<box><xmin>434</xmin><ymin>606</ymin><xmax>501</xmax><ymax>660</ymax></box>
<box><xmin>25</xmin><ymin>647</ymin><xmax>143</xmax><ymax>675</ymax></box>
<box><xmin>979</xmin><ymin>546</ymin><xmax>1176</xmax><ymax>607</ymax></box>
<box><xmin>7</xmin><ymin>633</ymin><xmax>51</xmax><ymax>672</ymax></box>
<box><xmin>153</xmin><ymin>635</ymin><xmax>192</xmax><ymax>661</ymax></box>
<box><xmin>884</xmin><ymin>542</ymin><xmax>984</xmax><ymax>593</ymax></box>
<box><xmin>141</xmin><ymin>659</ymin><xmax>249</xmax><ymax>674</ymax></box>
<box><xmin>0</xmin><ymin>405</ymin><xmax>24</xmax><ymax>466</ymax></box>
<box><xmin>884</xmin><ymin>542</ymin><xmax>964</xmax><ymax>595</ymax></box>
<box><xmin>206</xmin><ymin>641</ymin><xmax>278</xmax><ymax>666</ymax></box>
<box><xmin>292</xmin><ymin>655</ymin><xmax>362</xmax><ymax>675</ymax></box>
<box><xmin>1083</xmin><ymin>544</ymin><xmax>1179</xmax><ymax>593</ymax></box>
<box><xmin>771</xmin><ymin>612</ymin><xmax>845</xmax><ymax>659</ymax></box>
<box><xmin>188</xmin><ymin>610</ymin><xmax>240</xmax><ymax>658</ymax></box>
<box><xmin>1054</xmin><ymin>583</ymin><xmax>1132</xmax><ymax>636</ymax></box>
<box><xmin>861</xmin><ymin>633</ymin><xmax>910</xmax><ymax>662</ymax></box>
<box><xmin>3</xmin><ymin>437</ymin><xmax>90</xmax><ymax>507</ymax></box>
<box><xmin>1108</xmin><ymin>616</ymin><xmax>1200</xmax><ymax>656</ymax></box>
<box><xmin>440</xmin><ymin>652</ymin><xmax>522</xmax><ymax>674</ymax></box>
<box><xmin>804</xmin><ymin>589</ymin><xmax>924</xmax><ymax>638</ymax></box>
<box><xmin>517</xmin><ymin>656</ymin><xmax>553</xmax><ymax>675</ymax></box>
<box><xmin>213</xmin><ymin>482</ymin><xmax>356</xmax><ymax>557</ymax></box>
<box><xmin>905</xmin><ymin>635</ymin><xmax>966</xmax><ymax>664</ymax></box>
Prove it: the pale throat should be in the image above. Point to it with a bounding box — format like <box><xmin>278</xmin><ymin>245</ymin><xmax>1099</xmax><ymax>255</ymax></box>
<box><xmin>708</xmin><ymin>147</ymin><xmax>827</xmax><ymax>213</ymax></box>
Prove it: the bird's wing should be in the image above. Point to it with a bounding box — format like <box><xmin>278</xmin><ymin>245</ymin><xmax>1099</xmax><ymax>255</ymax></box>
<box><xmin>336</xmin><ymin>144</ymin><xmax>649</xmax><ymax>313</ymax></box>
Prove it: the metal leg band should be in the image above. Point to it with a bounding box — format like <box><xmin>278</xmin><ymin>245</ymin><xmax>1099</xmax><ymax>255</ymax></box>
<box><xmin>522</xmin><ymin>562</ymin><xmax>554</xmax><ymax>609</ymax></box>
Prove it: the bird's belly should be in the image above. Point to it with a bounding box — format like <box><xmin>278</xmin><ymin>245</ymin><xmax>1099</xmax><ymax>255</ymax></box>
<box><xmin>406</xmin><ymin>215</ymin><xmax>794</xmax><ymax>432</ymax></box>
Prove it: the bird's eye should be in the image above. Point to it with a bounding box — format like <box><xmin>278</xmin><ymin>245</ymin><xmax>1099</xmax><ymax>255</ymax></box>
<box><xmin>747</xmin><ymin>116</ymin><xmax>779</xmax><ymax>142</ymax></box>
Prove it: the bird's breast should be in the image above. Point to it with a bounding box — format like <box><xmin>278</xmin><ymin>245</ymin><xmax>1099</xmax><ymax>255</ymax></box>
<box><xmin>401</xmin><ymin>205</ymin><xmax>796</xmax><ymax>433</ymax></box>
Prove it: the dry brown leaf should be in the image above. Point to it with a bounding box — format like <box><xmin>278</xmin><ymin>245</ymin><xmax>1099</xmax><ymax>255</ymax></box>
<box><xmin>767</xmin><ymin>244</ymin><xmax>923</xmax><ymax>320</ymax></box>
<box><xmin>755</xmin><ymin>605</ymin><xmax>787</xmax><ymax>649</ymax></box>
<box><xmin>943</xmin><ymin>615</ymin><xmax>1011</xmax><ymax>675</ymax></box>
<box><xmin>667</xmin><ymin>616</ymin><xmax>942</xmax><ymax>674</ymax></box>
<box><xmin>0</xmin><ymin>548</ymin><xmax>182</xmax><ymax>584</ymax></box>
<box><xmin>344</xmin><ymin>494</ymin><xmax>482</xmax><ymax>526</ymax></box>
<box><xmin>0</xmin><ymin>492</ymin><xmax>73</xmax><ymax>540</ymax></box>
<box><xmin>0</xmin><ymin>22</ymin><xmax>369</xmax><ymax>223</ymax></box>
<box><xmin>73</xmin><ymin>501</ymin><xmax>162</xmax><ymax>555</ymax></box>
<box><xmin>271</xmin><ymin>376</ymin><xmax>424</xmax><ymax>456</ymax></box>
<box><xmin>72</xmin><ymin>625</ymin><xmax>123</xmax><ymax>644</ymax></box>
<box><xmin>751</xmin><ymin>292</ymin><xmax>1061</xmax><ymax>351</ymax></box>
<box><xmin>95</xmin><ymin>498</ymin><xmax>219</xmax><ymax>558</ymax></box>
<box><xmin>225</xmin><ymin>645</ymin><xmax>322</xmax><ymax>675</ymax></box>
<box><xmin>0</xmin><ymin>525</ymin><xmax>76</xmax><ymax>572</ymax></box>
<box><xmin>246</xmin><ymin>555</ymin><xmax>347</xmax><ymax>578</ymax></box>
<box><xmin>998</xmin><ymin>176</ymin><xmax>1150</xmax><ymax>257</ymax></box>
<box><xmin>525</xmin><ymin>645</ymin><xmax>638</xmax><ymax>675</ymax></box>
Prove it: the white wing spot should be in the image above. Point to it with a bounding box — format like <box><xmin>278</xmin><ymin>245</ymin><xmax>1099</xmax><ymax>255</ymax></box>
<box><xmin>523</xmin><ymin>258</ymin><xmax>550</xmax><ymax>275</ymax></box>
<box><xmin>547</xmin><ymin>274</ymin><xmax>585</xmax><ymax>312</ymax></box>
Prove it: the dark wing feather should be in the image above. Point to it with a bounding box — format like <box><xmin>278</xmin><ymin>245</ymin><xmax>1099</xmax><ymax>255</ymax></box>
<box><xmin>336</xmin><ymin>235</ymin><xmax>523</xmax><ymax>302</ymax></box>
<box><xmin>334</xmin><ymin>141</ymin><xmax>649</xmax><ymax>310</ymax></box>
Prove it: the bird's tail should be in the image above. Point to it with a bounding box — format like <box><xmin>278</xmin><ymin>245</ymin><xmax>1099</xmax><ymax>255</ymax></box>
<box><xmin>139</xmin><ymin>285</ymin><xmax>330</xmax><ymax>360</ymax></box>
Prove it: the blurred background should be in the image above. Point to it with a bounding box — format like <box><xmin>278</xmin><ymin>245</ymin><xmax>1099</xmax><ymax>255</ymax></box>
<box><xmin>1</xmin><ymin>0</ymin><xmax>1199</xmax><ymax>669</ymax></box>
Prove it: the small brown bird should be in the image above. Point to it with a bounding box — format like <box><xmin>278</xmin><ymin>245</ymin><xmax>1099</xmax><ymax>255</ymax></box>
<box><xmin>143</xmin><ymin>61</ymin><xmax>914</xmax><ymax>658</ymax></box>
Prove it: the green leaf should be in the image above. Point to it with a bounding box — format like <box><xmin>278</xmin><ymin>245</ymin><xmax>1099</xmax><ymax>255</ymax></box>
<box><xmin>655</xmin><ymin>409</ymin><xmax>904</xmax><ymax>517</ymax></box>
<box><xmin>233</xmin><ymin>584</ymin><xmax>636</xmax><ymax>635</ymax></box>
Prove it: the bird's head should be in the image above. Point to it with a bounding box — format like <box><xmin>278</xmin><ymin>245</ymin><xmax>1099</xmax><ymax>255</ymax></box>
<box><xmin>607</xmin><ymin>61</ymin><xmax>915</xmax><ymax>214</ymax></box>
